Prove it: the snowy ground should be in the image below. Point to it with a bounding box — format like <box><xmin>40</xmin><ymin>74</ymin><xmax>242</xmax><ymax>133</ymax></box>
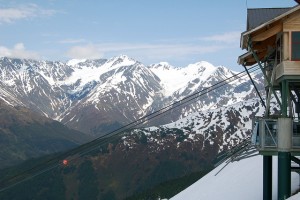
<box><xmin>171</xmin><ymin>154</ymin><xmax>300</xmax><ymax>200</ymax></box>
<box><xmin>288</xmin><ymin>192</ymin><xmax>300</xmax><ymax>200</ymax></box>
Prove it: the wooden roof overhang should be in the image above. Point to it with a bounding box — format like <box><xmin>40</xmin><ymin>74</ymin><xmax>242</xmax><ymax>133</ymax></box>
<box><xmin>238</xmin><ymin>5</ymin><xmax>300</xmax><ymax>66</ymax></box>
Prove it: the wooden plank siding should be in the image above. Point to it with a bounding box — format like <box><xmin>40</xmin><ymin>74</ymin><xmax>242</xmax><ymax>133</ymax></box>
<box><xmin>275</xmin><ymin>61</ymin><xmax>300</xmax><ymax>80</ymax></box>
<box><xmin>283</xmin><ymin>32</ymin><xmax>289</xmax><ymax>61</ymax></box>
<box><xmin>283</xmin><ymin>10</ymin><xmax>300</xmax><ymax>62</ymax></box>
<box><xmin>283</xmin><ymin>10</ymin><xmax>300</xmax><ymax>32</ymax></box>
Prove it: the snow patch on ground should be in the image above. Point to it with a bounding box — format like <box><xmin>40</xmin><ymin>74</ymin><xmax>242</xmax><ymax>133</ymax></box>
<box><xmin>171</xmin><ymin>155</ymin><xmax>300</xmax><ymax>200</ymax></box>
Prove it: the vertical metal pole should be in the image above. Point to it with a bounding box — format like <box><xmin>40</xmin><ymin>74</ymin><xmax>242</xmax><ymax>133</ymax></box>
<box><xmin>278</xmin><ymin>152</ymin><xmax>291</xmax><ymax>200</ymax></box>
<box><xmin>261</xmin><ymin>119</ymin><xmax>265</xmax><ymax>150</ymax></box>
<box><xmin>282</xmin><ymin>81</ymin><xmax>288</xmax><ymax>118</ymax></box>
<box><xmin>278</xmin><ymin>80</ymin><xmax>291</xmax><ymax>200</ymax></box>
<box><xmin>263</xmin><ymin>156</ymin><xmax>272</xmax><ymax>200</ymax></box>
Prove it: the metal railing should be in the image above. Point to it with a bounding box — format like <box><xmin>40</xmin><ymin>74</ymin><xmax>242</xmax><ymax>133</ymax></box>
<box><xmin>261</xmin><ymin>119</ymin><xmax>277</xmax><ymax>148</ymax></box>
<box><xmin>252</xmin><ymin>118</ymin><xmax>300</xmax><ymax>150</ymax></box>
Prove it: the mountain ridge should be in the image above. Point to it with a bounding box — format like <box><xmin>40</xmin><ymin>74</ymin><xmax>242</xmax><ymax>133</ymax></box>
<box><xmin>0</xmin><ymin>55</ymin><xmax>263</xmax><ymax>135</ymax></box>
<box><xmin>0</xmin><ymin>99</ymin><xmax>91</xmax><ymax>168</ymax></box>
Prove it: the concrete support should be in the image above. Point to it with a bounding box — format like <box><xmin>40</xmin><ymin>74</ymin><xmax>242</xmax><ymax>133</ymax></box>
<box><xmin>277</xmin><ymin>119</ymin><xmax>292</xmax><ymax>200</ymax></box>
<box><xmin>263</xmin><ymin>156</ymin><xmax>272</xmax><ymax>200</ymax></box>
<box><xmin>277</xmin><ymin>118</ymin><xmax>292</xmax><ymax>151</ymax></box>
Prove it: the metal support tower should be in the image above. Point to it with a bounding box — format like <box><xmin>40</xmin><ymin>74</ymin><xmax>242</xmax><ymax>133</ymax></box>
<box><xmin>263</xmin><ymin>156</ymin><xmax>272</xmax><ymax>200</ymax></box>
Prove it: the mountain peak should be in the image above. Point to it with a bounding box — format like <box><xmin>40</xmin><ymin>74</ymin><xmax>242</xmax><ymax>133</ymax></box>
<box><xmin>148</xmin><ymin>62</ymin><xmax>176</xmax><ymax>70</ymax></box>
<box><xmin>117</xmin><ymin>54</ymin><xmax>132</xmax><ymax>60</ymax></box>
<box><xmin>186</xmin><ymin>61</ymin><xmax>216</xmax><ymax>71</ymax></box>
<box><xmin>111</xmin><ymin>54</ymin><xmax>135</xmax><ymax>62</ymax></box>
<box><xmin>106</xmin><ymin>54</ymin><xmax>137</xmax><ymax>68</ymax></box>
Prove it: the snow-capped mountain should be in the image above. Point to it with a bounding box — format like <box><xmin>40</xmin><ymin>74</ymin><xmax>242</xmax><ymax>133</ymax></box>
<box><xmin>0</xmin><ymin>55</ymin><xmax>263</xmax><ymax>135</ymax></box>
<box><xmin>122</xmin><ymin>96</ymin><xmax>279</xmax><ymax>157</ymax></box>
<box><xmin>0</xmin><ymin>57</ymin><xmax>72</xmax><ymax>117</ymax></box>
<box><xmin>148</xmin><ymin>61</ymin><xmax>263</xmax><ymax>121</ymax></box>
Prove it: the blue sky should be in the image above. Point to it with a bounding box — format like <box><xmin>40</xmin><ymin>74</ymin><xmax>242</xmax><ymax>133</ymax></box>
<box><xmin>0</xmin><ymin>0</ymin><xmax>297</xmax><ymax>71</ymax></box>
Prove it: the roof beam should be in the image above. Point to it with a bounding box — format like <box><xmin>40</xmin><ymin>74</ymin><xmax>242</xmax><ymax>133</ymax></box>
<box><xmin>238</xmin><ymin>50</ymin><xmax>266</xmax><ymax>66</ymax></box>
<box><xmin>251</xmin><ymin>23</ymin><xmax>282</xmax><ymax>42</ymax></box>
<box><xmin>252</xmin><ymin>36</ymin><xmax>276</xmax><ymax>50</ymax></box>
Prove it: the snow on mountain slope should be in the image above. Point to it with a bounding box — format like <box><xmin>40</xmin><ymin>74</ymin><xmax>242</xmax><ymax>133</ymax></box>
<box><xmin>148</xmin><ymin>61</ymin><xmax>264</xmax><ymax>122</ymax></box>
<box><xmin>127</xmin><ymin>96</ymin><xmax>280</xmax><ymax>158</ymax></box>
<box><xmin>148</xmin><ymin>61</ymin><xmax>217</xmax><ymax>96</ymax></box>
<box><xmin>0</xmin><ymin>55</ymin><xmax>263</xmax><ymax>135</ymax></box>
<box><xmin>159</xmin><ymin>98</ymin><xmax>264</xmax><ymax>151</ymax></box>
<box><xmin>63</xmin><ymin>55</ymin><xmax>137</xmax><ymax>93</ymax></box>
<box><xmin>0</xmin><ymin>57</ymin><xmax>72</xmax><ymax>117</ymax></box>
<box><xmin>59</xmin><ymin>57</ymin><xmax>163</xmax><ymax>134</ymax></box>
<box><xmin>171</xmin><ymin>155</ymin><xmax>300</xmax><ymax>200</ymax></box>
<box><xmin>0</xmin><ymin>89</ymin><xmax>21</xmax><ymax>107</ymax></box>
<box><xmin>66</xmin><ymin>58</ymin><xmax>87</xmax><ymax>66</ymax></box>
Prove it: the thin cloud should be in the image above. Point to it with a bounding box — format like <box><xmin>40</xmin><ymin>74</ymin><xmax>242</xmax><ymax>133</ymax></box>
<box><xmin>201</xmin><ymin>31</ymin><xmax>241</xmax><ymax>43</ymax></box>
<box><xmin>66</xmin><ymin>44</ymin><xmax>104</xmax><ymax>59</ymax></box>
<box><xmin>58</xmin><ymin>39</ymin><xmax>86</xmax><ymax>44</ymax></box>
<box><xmin>0</xmin><ymin>4</ymin><xmax>57</xmax><ymax>24</ymax></box>
<box><xmin>65</xmin><ymin>42</ymin><xmax>226</xmax><ymax>60</ymax></box>
<box><xmin>0</xmin><ymin>43</ymin><xmax>39</xmax><ymax>59</ymax></box>
<box><xmin>66</xmin><ymin>43</ymin><xmax>226</xmax><ymax>61</ymax></box>
<box><xmin>98</xmin><ymin>43</ymin><xmax>225</xmax><ymax>56</ymax></box>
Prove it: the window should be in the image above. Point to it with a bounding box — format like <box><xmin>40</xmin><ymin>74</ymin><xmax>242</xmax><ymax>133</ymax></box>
<box><xmin>276</xmin><ymin>36</ymin><xmax>282</xmax><ymax>64</ymax></box>
<box><xmin>292</xmin><ymin>31</ymin><xmax>300</xmax><ymax>61</ymax></box>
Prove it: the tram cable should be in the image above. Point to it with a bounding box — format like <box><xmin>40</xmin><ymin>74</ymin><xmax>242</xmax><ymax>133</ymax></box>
<box><xmin>0</xmin><ymin>64</ymin><xmax>262</xmax><ymax>193</ymax></box>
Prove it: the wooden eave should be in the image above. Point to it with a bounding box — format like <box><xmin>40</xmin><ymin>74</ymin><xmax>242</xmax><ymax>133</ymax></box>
<box><xmin>238</xmin><ymin>52</ymin><xmax>252</xmax><ymax>65</ymax></box>
<box><xmin>238</xmin><ymin>36</ymin><xmax>277</xmax><ymax>66</ymax></box>
<box><xmin>238</xmin><ymin>50</ymin><xmax>267</xmax><ymax>66</ymax></box>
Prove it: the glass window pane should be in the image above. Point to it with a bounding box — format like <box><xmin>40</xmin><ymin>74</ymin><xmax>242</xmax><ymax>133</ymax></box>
<box><xmin>292</xmin><ymin>32</ymin><xmax>300</xmax><ymax>60</ymax></box>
